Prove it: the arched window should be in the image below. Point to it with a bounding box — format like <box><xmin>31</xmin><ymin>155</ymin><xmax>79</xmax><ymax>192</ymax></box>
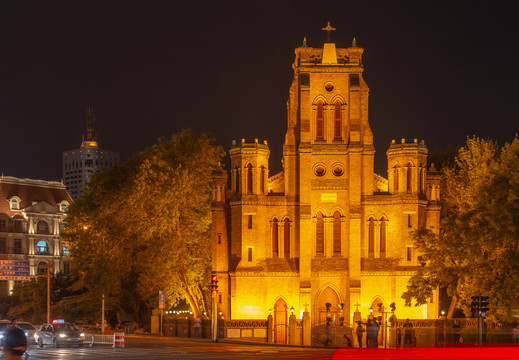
<box><xmin>284</xmin><ymin>218</ymin><xmax>290</xmax><ymax>258</ymax></box>
<box><xmin>37</xmin><ymin>261</ymin><xmax>48</xmax><ymax>275</ymax></box>
<box><xmin>380</xmin><ymin>218</ymin><xmax>387</xmax><ymax>258</ymax></box>
<box><xmin>316</xmin><ymin>212</ymin><xmax>324</xmax><ymax>254</ymax></box>
<box><xmin>333</xmin><ymin>211</ymin><xmax>341</xmax><ymax>254</ymax></box>
<box><xmin>407</xmin><ymin>162</ymin><xmax>413</xmax><ymax>193</ymax></box>
<box><xmin>246</xmin><ymin>163</ymin><xmax>253</xmax><ymax>194</ymax></box>
<box><xmin>37</xmin><ymin>220</ymin><xmax>49</xmax><ymax>234</ymax></box>
<box><xmin>272</xmin><ymin>218</ymin><xmax>279</xmax><ymax>257</ymax></box>
<box><xmin>334</xmin><ymin>101</ymin><xmax>342</xmax><ymax>139</ymax></box>
<box><xmin>394</xmin><ymin>166</ymin><xmax>399</xmax><ymax>192</ymax></box>
<box><xmin>316</xmin><ymin>101</ymin><xmax>324</xmax><ymax>139</ymax></box>
<box><xmin>368</xmin><ymin>217</ymin><xmax>375</xmax><ymax>257</ymax></box>
<box><xmin>10</xmin><ymin>198</ymin><xmax>19</xmax><ymax>210</ymax></box>
<box><xmin>36</xmin><ymin>240</ymin><xmax>49</xmax><ymax>255</ymax></box>
<box><xmin>234</xmin><ymin>166</ymin><xmax>240</xmax><ymax>193</ymax></box>
<box><xmin>260</xmin><ymin>166</ymin><xmax>265</xmax><ymax>194</ymax></box>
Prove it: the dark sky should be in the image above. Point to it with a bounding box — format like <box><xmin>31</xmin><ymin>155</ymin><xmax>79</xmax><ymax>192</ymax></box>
<box><xmin>1</xmin><ymin>1</ymin><xmax>518</xmax><ymax>181</ymax></box>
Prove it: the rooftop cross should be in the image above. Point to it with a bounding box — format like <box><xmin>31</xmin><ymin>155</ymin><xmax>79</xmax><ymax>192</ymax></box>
<box><xmin>354</xmin><ymin>301</ymin><xmax>361</xmax><ymax>311</ymax></box>
<box><xmin>321</xmin><ymin>21</ymin><xmax>336</xmax><ymax>43</ymax></box>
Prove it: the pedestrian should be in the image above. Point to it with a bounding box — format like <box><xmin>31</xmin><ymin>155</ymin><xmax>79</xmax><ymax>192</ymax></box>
<box><xmin>397</xmin><ymin>326</ymin><xmax>402</xmax><ymax>347</ymax></box>
<box><xmin>513</xmin><ymin>322</ymin><xmax>519</xmax><ymax>344</ymax></box>
<box><xmin>366</xmin><ymin>319</ymin><xmax>373</xmax><ymax>347</ymax></box>
<box><xmin>452</xmin><ymin>320</ymin><xmax>461</xmax><ymax>345</ymax></box>
<box><xmin>356</xmin><ymin>321</ymin><xmax>365</xmax><ymax>347</ymax></box>
<box><xmin>9</xmin><ymin>318</ymin><xmax>19</xmax><ymax>329</ymax></box>
<box><xmin>403</xmin><ymin>318</ymin><xmax>413</xmax><ymax>347</ymax></box>
<box><xmin>373</xmin><ymin>318</ymin><xmax>380</xmax><ymax>347</ymax></box>
<box><xmin>1</xmin><ymin>327</ymin><xmax>27</xmax><ymax>360</ymax></box>
<box><xmin>343</xmin><ymin>335</ymin><xmax>353</xmax><ymax>347</ymax></box>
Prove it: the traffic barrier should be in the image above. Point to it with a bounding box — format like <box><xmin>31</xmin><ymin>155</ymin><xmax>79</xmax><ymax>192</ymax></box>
<box><xmin>113</xmin><ymin>332</ymin><xmax>125</xmax><ymax>348</ymax></box>
<box><xmin>85</xmin><ymin>333</ymin><xmax>118</xmax><ymax>346</ymax></box>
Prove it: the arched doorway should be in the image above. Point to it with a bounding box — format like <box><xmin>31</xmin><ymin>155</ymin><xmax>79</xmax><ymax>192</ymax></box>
<box><xmin>273</xmin><ymin>298</ymin><xmax>287</xmax><ymax>344</ymax></box>
<box><xmin>370</xmin><ymin>297</ymin><xmax>385</xmax><ymax>346</ymax></box>
<box><xmin>316</xmin><ymin>287</ymin><xmax>341</xmax><ymax>323</ymax></box>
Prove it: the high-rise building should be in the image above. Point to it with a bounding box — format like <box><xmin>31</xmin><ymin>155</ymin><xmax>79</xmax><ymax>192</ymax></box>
<box><xmin>62</xmin><ymin>109</ymin><xmax>120</xmax><ymax>200</ymax></box>
<box><xmin>211</xmin><ymin>25</ymin><xmax>442</xmax><ymax>344</ymax></box>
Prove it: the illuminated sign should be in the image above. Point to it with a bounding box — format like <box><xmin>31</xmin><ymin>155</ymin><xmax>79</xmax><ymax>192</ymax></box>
<box><xmin>0</xmin><ymin>260</ymin><xmax>30</xmax><ymax>281</ymax></box>
<box><xmin>321</xmin><ymin>193</ymin><xmax>337</xmax><ymax>203</ymax></box>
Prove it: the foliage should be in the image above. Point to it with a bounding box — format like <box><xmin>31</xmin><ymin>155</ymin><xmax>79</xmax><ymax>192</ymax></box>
<box><xmin>403</xmin><ymin>136</ymin><xmax>519</xmax><ymax>323</ymax></box>
<box><xmin>62</xmin><ymin>130</ymin><xmax>224</xmax><ymax>323</ymax></box>
<box><xmin>7</xmin><ymin>272</ymin><xmax>75</xmax><ymax>323</ymax></box>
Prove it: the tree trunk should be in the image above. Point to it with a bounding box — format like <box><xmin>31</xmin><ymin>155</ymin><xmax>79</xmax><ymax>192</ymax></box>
<box><xmin>447</xmin><ymin>295</ymin><xmax>457</xmax><ymax>319</ymax></box>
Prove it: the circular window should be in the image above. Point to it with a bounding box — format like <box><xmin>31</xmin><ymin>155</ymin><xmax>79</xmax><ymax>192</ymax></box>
<box><xmin>324</xmin><ymin>82</ymin><xmax>335</xmax><ymax>92</ymax></box>
<box><xmin>333</xmin><ymin>167</ymin><xmax>344</xmax><ymax>176</ymax></box>
<box><xmin>314</xmin><ymin>165</ymin><xmax>326</xmax><ymax>177</ymax></box>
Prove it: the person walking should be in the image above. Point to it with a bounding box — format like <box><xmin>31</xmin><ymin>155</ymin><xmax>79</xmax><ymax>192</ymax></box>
<box><xmin>356</xmin><ymin>321</ymin><xmax>365</xmax><ymax>348</ymax></box>
<box><xmin>452</xmin><ymin>320</ymin><xmax>461</xmax><ymax>345</ymax></box>
<box><xmin>513</xmin><ymin>322</ymin><xmax>519</xmax><ymax>344</ymax></box>
<box><xmin>403</xmin><ymin>318</ymin><xmax>413</xmax><ymax>347</ymax></box>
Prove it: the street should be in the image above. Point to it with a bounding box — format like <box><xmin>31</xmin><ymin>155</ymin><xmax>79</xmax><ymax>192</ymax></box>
<box><xmin>16</xmin><ymin>336</ymin><xmax>519</xmax><ymax>360</ymax></box>
<box><xmin>21</xmin><ymin>336</ymin><xmax>335</xmax><ymax>360</ymax></box>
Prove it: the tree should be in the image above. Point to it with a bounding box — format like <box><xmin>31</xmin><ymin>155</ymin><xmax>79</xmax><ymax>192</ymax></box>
<box><xmin>403</xmin><ymin>136</ymin><xmax>519</xmax><ymax>323</ymax></box>
<box><xmin>62</xmin><ymin>130</ymin><xmax>224</xmax><ymax>323</ymax></box>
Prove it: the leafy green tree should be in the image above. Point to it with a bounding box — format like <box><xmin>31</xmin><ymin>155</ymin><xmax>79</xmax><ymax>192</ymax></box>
<box><xmin>62</xmin><ymin>130</ymin><xmax>224</xmax><ymax>322</ymax></box>
<box><xmin>403</xmin><ymin>136</ymin><xmax>519</xmax><ymax>323</ymax></box>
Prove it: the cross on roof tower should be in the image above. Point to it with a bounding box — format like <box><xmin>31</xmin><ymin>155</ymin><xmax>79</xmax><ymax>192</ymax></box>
<box><xmin>321</xmin><ymin>21</ymin><xmax>336</xmax><ymax>43</ymax></box>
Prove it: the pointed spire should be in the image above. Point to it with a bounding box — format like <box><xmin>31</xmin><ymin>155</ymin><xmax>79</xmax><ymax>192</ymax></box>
<box><xmin>303</xmin><ymin>37</ymin><xmax>307</xmax><ymax>47</ymax></box>
<box><xmin>85</xmin><ymin>107</ymin><xmax>96</xmax><ymax>142</ymax></box>
<box><xmin>352</xmin><ymin>37</ymin><xmax>357</xmax><ymax>47</ymax></box>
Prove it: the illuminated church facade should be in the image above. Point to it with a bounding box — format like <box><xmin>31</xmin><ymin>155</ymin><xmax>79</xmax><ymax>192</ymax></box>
<box><xmin>211</xmin><ymin>30</ymin><xmax>441</xmax><ymax>332</ymax></box>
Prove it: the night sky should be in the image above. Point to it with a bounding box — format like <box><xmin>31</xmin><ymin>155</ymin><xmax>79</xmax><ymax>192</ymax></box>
<box><xmin>1</xmin><ymin>1</ymin><xmax>518</xmax><ymax>181</ymax></box>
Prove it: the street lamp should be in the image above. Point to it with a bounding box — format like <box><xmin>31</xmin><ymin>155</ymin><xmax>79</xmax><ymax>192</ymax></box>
<box><xmin>290</xmin><ymin>306</ymin><xmax>295</xmax><ymax>315</ymax></box>
<box><xmin>369</xmin><ymin>307</ymin><xmax>373</xmax><ymax>315</ymax></box>
<box><xmin>268</xmin><ymin>309</ymin><xmax>272</xmax><ymax>315</ymax></box>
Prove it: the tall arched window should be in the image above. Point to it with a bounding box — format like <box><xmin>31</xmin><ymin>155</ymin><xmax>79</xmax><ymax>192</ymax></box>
<box><xmin>368</xmin><ymin>217</ymin><xmax>375</xmax><ymax>257</ymax></box>
<box><xmin>380</xmin><ymin>218</ymin><xmax>387</xmax><ymax>258</ymax></box>
<box><xmin>36</xmin><ymin>240</ymin><xmax>49</xmax><ymax>255</ymax></box>
<box><xmin>407</xmin><ymin>162</ymin><xmax>413</xmax><ymax>193</ymax></box>
<box><xmin>234</xmin><ymin>166</ymin><xmax>240</xmax><ymax>193</ymax></box>
<box><xmin>333</xmin><ymin>211</ymin><xmax>341</xmax><ymax>254</ymax></box>
<box><xmin>246</xmin><ymin>163</ymin><xmax>253</xmax><ymax>194</ymax></box>
<box><xmin>37</xmin><ymin>220</ymin><xmax>49</xmax><ymax>234</ymax></box>
<box><xmin>334</xmin><ymin>101</ymin><xmax>342</xmax><ymax>139</ymax></box>
<box><xmin>260</xmin><ymin>166</ymin><xmax>265</xmax><ymax>194</ymax></box>
<box><xmin>394</xmin><ymin>166</ymin><xmax>399</xmax><ymax>192</ymax></box>
<box><xmin>272</xmin><ymin>218</ymin><xmax>279</xmax><ymax>257</ymax></box>
<box><xmin>316</xmin><ymin>101</ymin><xmax>324</xmax><ymax>139</ymax></box>
<box><xmin>284</xmin><ymin>218</ymin><xmax>290</xmax><ymax>258</ymax></box>
<box><xmin>316</xmin><ymin>212</ymin><xmax>324</xmax><ymax>254</ymax></box>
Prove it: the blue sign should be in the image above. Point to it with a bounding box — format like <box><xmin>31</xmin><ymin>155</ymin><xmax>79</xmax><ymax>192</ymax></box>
<box><xmin>0</xmin><ymin>260</ymin><xmax>30</xmax><ymax>281</ymax></box>
<box><xmin>159</xmin><ymin>291</ymin><xmax>166</xmax><ymax>309</ymax></box>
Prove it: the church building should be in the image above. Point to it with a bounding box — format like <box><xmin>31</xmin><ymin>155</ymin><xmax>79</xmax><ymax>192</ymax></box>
<box><xmin>211</xmin><ymin>25</ymin><xmax>441</xmax><ymax>339</ymax></box>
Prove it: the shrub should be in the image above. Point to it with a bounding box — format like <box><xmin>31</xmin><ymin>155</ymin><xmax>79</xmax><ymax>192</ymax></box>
<box><xmin>460</xmin><ymin>327</ymin><xmax>477</xmax><ymax>344</ymax></box>
<box><xmin>486</xmin><ymin>329</ymin><xmax>513</xmax><ymax>344</ymax></box>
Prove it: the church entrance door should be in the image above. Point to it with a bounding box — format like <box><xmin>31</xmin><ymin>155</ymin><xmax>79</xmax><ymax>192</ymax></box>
<box><xmin>274</xmin><ymin>298</ymin><xmax>287</xmax><ymax>344</ymax></box>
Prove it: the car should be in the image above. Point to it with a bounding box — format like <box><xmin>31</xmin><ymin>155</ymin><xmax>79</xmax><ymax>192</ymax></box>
<box><xmin>34</xmin><ymin>320</ymin><xmax>85</xmax><ymax>348</ymax></box>
<box><xmin>0</xmin><ymin>320</ymin><xmax>12</xmax><ymax>342</ymax></box>
<box><xmin>17</xmin><ymin>322</ymin><xmax>37</xmax><ymax>343</ymax></box>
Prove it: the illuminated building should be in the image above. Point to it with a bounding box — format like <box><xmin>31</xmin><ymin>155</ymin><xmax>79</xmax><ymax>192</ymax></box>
<box><xmin>62</xmin><ymin>108</ymin><xmax>120</xmax><ymax>200</ymax></box>
<box><xmin>211</xmin><ymin>25</ymin><xmax>442</xmax><ymax>340</ymax></box>
<box><xmin>0</xmin><ymin>176</ymin><xmax>73</xmax><ymax>295</ymax></box>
